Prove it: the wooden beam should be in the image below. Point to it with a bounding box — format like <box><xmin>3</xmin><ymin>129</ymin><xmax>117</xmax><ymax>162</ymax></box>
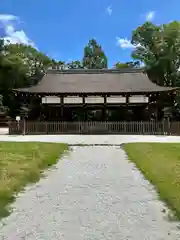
<box><xmin>126</xmin><ymin>94</ymin><xmax>129</xmax><ymax>104</ymax></box>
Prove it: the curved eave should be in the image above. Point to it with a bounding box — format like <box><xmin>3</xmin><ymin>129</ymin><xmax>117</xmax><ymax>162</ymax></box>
<box><xmin>12</xmin><ymin>86</ymin><xmax>179</xmax><ymax>95</ymax></box>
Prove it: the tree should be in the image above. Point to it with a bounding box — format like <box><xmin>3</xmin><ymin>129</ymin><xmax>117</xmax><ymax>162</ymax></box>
<box><xmin>51</xmin><ymin>60</ymin><xmax>67</xmax><ymax>70</ymax></box>
<box><xmin>5</xmin><ymin>44</ymin><xmax>52</xmax><ymax>85</ymax></box>
<box><xmin>0</xmin><ymin>39</ymin><xmax>4</xmax><ymax>64</ymax></box>
<box><xmin>126</xmin><ymin>61</ymin><xmax>141</xmax><ymax>68</ymax></box>
<box><xmin>114</xmin><ymin>61</ymin><xmax>141</xmax><ymax>69</ymax></box>
<box><xmin>0</xmin><ymin>42</ymin><xmax>52</xmax><ymax>116</ymax></box>
<box><xmin>0</xmin><ymin>95</ymin><xmax>8</xmax><ymax>114</ymax></box>
<box><xmin>131</xmin><ymin>21</ymin><xmax>180</xmax><ymax>116</ymax></box>
<box><xmin>83</xmin><ymin>39</ymin><xmax>108</xmax><ymax>69</ymax></box>
<box><xmin>131</xmin><ymin>21</ymin><xmax>180</xmax><ymax>86</ymax></box>
<box><xmin>114</xmin><ymin>62</ymin><xmax>129</xmax><ymax>69</ymax></box>
<box><xmin>67</xmin><ymin>60</ymin><xmax>83</xmax><ymax>69</ymax></box>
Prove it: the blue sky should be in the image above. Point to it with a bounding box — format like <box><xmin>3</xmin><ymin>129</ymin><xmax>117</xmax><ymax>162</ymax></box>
<box><xmin>0</xmin><ymin>0</ymin><xmax>179</xmax><ymax>67</ymax></box>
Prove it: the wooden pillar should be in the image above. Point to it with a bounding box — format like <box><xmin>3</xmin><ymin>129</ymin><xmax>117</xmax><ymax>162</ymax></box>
<box><xmin>125</xmin><ymin>94</ymin><xmax>129</xmax><ymax>120</ymax></box>
<box><xmin>126</xmin><ymin>94</ymin><xmax>129</xmax><ymax>104</ymax></box>
<box><xmin>60</xmin><ymin>96</ymin><xmax>63</xmax><ymax>121</ymax></box>
<box><xmin>60</xmin><ymin>106</ymin><xmax>64</xmax><ymax>120</ymax></box>
<box><xmin>102</xmin><ymin>107</ymin><xmax>106</xmax><ymax>121</ymax></box>
<box><xmin>103</xmin><ymin>95</ymin><xmax>107</xmax><ymax>121</ymax></box>
<box><xmin>82</xmin><ymin>95</ymin><xmax>87</xmax><ymax>121</ymax></box>
<box><xmin>84</xmin><ymin>107</ymin><xmax>88</xmax><ymax>121</ymax></box>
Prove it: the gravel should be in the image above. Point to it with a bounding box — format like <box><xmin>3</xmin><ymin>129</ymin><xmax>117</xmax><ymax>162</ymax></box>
<box><xmin>0</xmin><ymin>146</ymin><xmax>180</xmax><ymax>239</ymax></box>
<box><xmin>1</xmin><ymin>134</ymin><xmax>180</xmax><ymax>145</ymax></box>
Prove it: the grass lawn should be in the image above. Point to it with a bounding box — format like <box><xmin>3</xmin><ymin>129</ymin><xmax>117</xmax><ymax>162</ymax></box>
<box><xmin>0</xmin><ymin>141</ymin><xmax>68</xmax><ymax>219</ymax></box>
<box><xmin>124</xmin><ymin>143</ymin><xmax>180</xmax><ymax>220</ymax></box>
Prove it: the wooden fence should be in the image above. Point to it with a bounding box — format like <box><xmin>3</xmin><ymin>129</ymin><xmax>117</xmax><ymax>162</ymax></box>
<box><xmin>8</xmin><ymin>120</ymin><xmax>180</xmax><ymax>135</ymax></box>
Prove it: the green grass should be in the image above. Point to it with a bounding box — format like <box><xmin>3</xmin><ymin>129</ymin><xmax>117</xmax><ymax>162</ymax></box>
<box><xmin>124</xmin><ymin>143</ymin><xmax>180</xmax><ymax>220</ymax></box>
<box><xmin>0</xmin><ymin>141</ymin><xmax>68</xmax><ymax>219</ymax></box>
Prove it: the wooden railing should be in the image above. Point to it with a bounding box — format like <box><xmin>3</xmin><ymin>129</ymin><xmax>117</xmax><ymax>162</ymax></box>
<box><xmin>8</xmin><ymin>120</ymin><xmax>180</xmax><ymax>135</ymax></box>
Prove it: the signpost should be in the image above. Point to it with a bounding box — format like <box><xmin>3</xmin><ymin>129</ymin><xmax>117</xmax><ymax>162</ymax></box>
<box><xmin>20</xmin><ymin>104</ymin><xmax>29</xmax><ymax>135</ymax></box>
<box><xmin>16</xmin><ymin>116</ymin><xmax>20</xmax><ymax>133</ymax></box>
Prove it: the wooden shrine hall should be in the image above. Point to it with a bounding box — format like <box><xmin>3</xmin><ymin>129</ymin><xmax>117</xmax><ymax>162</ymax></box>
<box><xmin>14</xmin><ymin>68</ymin><xmax>177</xmax><ymax>122</ymax></box>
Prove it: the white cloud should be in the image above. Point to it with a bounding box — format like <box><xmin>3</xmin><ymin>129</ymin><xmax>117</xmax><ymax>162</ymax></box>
<box><xmin>0</xmin><ymin>14</ymin><xmax>18</xmax><ymax>22</ymax></box>
<box><xmin>106</xmin><ymin>5</ymin><xmax>112</xmax><ymax>16</ymax></box>
<box><xmin>0</xmin><ymin>13</ymin><xmax>35</xmax><ymax>47</ymax></box>
<box><xmin>4</xmin><ymin>30</ymin><xmax>35</xmax><ymax>47</ymax></box>
<box><xmin>116</xmin><ymin>37</ymin><xmax>136</xmax><ymax>49</ymax></box>
<box><xmin>145</xmin><ymin>11</ymin><xmax>155</xmax><ymax>21</ymax></box>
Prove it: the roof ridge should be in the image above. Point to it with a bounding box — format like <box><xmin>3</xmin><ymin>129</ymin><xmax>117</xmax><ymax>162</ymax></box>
<box><xmin>46</xmin><ymin>68</ymin><xmax>144</xmax><ymax>74</ymax></box>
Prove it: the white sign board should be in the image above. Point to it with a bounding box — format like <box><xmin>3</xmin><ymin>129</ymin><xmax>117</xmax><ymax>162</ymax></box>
<box><xmin>64</xmin><ymin>96</ymin><xmax>83</xmax><ymax>104</ymax></box>
<box><xmin>42</xmin><ymin>96</ymin><xmax>61</xmax><ymax>104</ymax></box>
<box><xmin>129</xmin><ymin>95</ymin><xmax>149</xmax><ymax>103</ymax></box>
<box><xmin>107</xmin><ymin>96</ymin><xmax>126</xmax><ymax>103</ymax></box>
<box><xmin>85</xmin><ymin>96</ymin><xmax>104</xmax><ymax>104</ymax></box>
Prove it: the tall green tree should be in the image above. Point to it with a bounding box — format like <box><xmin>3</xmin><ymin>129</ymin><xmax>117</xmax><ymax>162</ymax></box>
<box><xmin>131</xmin><ymin>21</ymin><xmax>180</xmax><ymax>116</ymax></box>
<box><xmin>0</xmin><ymin>42</ymin><xmax>52</xmax><ymax>116</ymax></box>
<box><xmin>83</xmin><ymin>39</ymin><xmax>108</xmax><ymax>69</ymax></box>
<box><xmin>0</xmin><ymin>39</ymin><xmax>4</xmax><ymax>65</ymax></box>
<box><xmin>131</xmin><ymin>21</ymin><xmax>180</xmax><ymax>86</ymax></box>
<box><xmin>5</xmin><ymin>44</ymin><xmax>52</xmax><ymax>85</ymax></box>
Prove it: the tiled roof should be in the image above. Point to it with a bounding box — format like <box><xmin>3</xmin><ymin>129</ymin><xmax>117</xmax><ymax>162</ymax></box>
<box><xmin>14</xmin><ymin>69</ymin><xmax>177</xmax><ymax>94</ymax></box>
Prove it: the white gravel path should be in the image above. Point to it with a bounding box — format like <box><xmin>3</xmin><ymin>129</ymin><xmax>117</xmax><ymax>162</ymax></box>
<box><xmin>0</xmin><ymin>134</ymin><xmax>180</xmax><ymax>145</ymax></box>
<box><xmin>0</xmin><ymin>145</ymin><xmax>180</xmax><ymax>239</ymax></box>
